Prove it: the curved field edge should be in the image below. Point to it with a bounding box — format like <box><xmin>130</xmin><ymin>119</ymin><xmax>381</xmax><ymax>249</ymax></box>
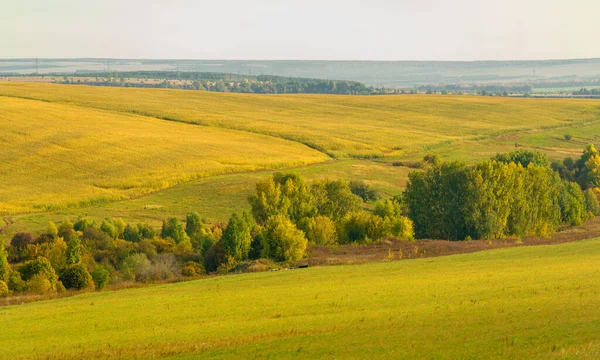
<box><xmin>0</xmin><ymin>96</ymin><xmax>328</xmax><ymax>214</ymax></box>
<box><xmin>2</xmin><ymin>238</ymin><xmax>600</xmax><ymax>359</ymax></box>
<box><xmin>2</xmin><ymin>82</ymin><xmax>599</xmax><ymax>159</ymax></box>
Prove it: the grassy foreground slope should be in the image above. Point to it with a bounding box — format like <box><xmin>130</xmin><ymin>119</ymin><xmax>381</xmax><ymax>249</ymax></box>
<box><xmin>0</xmin><ymin>96</ymin><xmax>328</xmax><ymax>213</ymax></box>
<box><xmin>2</xmin><ymin>83</ymin><xmax>599</xmax><ymax>158</ymax></box>
<box><xmin>2</xmin><ymin>239</ymin><xmax>600</xmax><ymax>359</ymax></box>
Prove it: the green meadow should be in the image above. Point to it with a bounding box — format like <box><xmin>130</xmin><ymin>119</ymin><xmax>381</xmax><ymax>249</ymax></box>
<box><xmin>2</xmin><ymin>238</ymin><xmax>600</xmax><ymax>359</ymax></box>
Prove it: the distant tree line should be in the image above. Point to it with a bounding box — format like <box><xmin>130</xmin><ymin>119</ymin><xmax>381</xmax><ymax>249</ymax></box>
<box><xmin>56</xmin><ymin>71</ymin><xmax>400</xmax><ymax>95</ymax></box>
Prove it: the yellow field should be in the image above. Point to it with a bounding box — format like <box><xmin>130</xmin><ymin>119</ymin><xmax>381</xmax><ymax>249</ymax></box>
<box><xmin>0</xmin><ymin>96</ymin><xmax>327</xmax><ymax>214</ymax></box>
<box><xmin>2</xmin><ymin>83</ymin><xmax>599</xmax><ymax>158</ymax></box>
<box><xmin>2</xmin><ymin>82</ymin><xmax>600</xmax><ymax>216</ymax></box>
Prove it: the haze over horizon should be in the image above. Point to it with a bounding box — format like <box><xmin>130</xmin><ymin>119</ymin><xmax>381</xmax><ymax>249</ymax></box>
<box><xmin>2</xmin><ymin>0</ymin><xmax>599</xmax><ymax>61</ymax></box>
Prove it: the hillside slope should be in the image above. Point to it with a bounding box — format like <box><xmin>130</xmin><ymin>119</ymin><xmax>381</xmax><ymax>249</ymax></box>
<box><xmin>0</xmin><ymin>96</ymin><xmax>327</xmax><ymax>213</ymax></box>
<box><xmin>2</xmin><ymin>239</ymin><xmax>599</xmax><ymax>359</ymax></box>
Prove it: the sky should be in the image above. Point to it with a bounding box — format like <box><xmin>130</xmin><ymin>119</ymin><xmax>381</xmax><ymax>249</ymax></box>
<box><xmin>1</xmin><ymin>0</ymin><xmax>598</xmax><ymax>61</ymax></box>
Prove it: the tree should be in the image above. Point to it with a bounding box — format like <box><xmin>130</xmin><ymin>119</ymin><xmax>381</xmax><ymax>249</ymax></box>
<box><xmin>19</xmin><ymin>257</ymin><xmax>57</xmax><ymax>288</ymax></box>
<box><xmin>261</xmin><ymin>216</ymin><xmax>307</xmax><ymax>262</ymax></box>
<box><xmin>311</xmin><ymin>180</ymin><xmax>362</xmax><ymax>221</ymax></box>
<box><xmin>349</xmin><ymin>180</ymin><xmax>380</xmax><ymax>202</ymax></box>
<box><xmin>65</xmin><ymin>234</ymin><xmax>82</xmax><ymax>265</ymax></box>
<box><xmin>0</xmin><ymin>241</ymin><xmax>9</xmax><ymax>282</ymax></box>
<box><xmin>10</xmin><ymin>232</ymin><xmax>34</xmax><ymax>249</ymax></box>
<box><xmin>46</xmin><ymin>221</ymin><xmax>59</xmax><ymax>239</ymax></box>
<box><xmin>584</xmin><ymin>189</ymin><xmax>600</xmax><ymax>216</ymax></box>
<box><xmin>493</xmin><ymin>150</ymin><xmax>549</xmax><ymax>168</ymax></box>
<box><xmin>73</xmin><ymin>217</ymin><xmax>95</xmax><ymax>232</ymax></box>
<box><xmin>59</xmin><ymin>264</ymin><xmax>93</xmax><ymax>290</ymax></box>
<box><xmin>558</xmin><ymin>180</ymin><xmax>587</xmax><ymax>226</ymax></box>
<box><xmin>185</xmin><ymin>212</ymin><xmax>204</xmax><ymax>240</ymax></box>
<box><xmin>58</xmin><ymin>218</ymin><xmax>74</xmax><ymax>238</ymax></box>
<box><xmin>304</xmin><ymin>216</ymin><xmax>337</xmax><ymax>245</ymax></box>
<box><xmin>161</xmin><ymin>218</ymin><xmax>190</xmax><ymax>244</ymax></box>
<box><xmin>137</xmin><ymin>223</ymin><xmax>155</xmax><ymax>240</ymax></box>
<box><xmin>404</xmin><ymin>161</ymin><xmax>472</xmax><ymax>240</ymax></box>
<box><xmin>222</xmin><ymin>212</ymin><xmax>253</xmax><ymax>261</ymax></box>
<box><xmin>123</xmin><ymin>223</ymin><xmax>141</xmax><ymax>243</ymax></box>
<box><xmin>113</xmin><ymin>218</ymin><xmax>126</xmax><ymax>239</ymax></box>
<box><xmin>100</xmin><ymin>219</ymin><xmax>117</xmax><ymax>239</ymax></box>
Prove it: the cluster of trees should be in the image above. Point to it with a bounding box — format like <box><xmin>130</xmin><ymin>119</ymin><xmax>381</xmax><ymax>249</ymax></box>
<box><xmin>204</xmin><ymin>174</ymin><xmax>413</xmax><ymax>272</ymax></box>
<box><xmin>0</xmin><ymin>175</ymin><xmax>414</xmax><ymax>298</ymax></box>
<box><xmin>572</xmin><ymin>88</ymin><xmax>600</xmax><ymax>96</ymax></box>
<box><xmin>404</xmin><ymin>148</ymin><xmax>600</xmax><ymax>240</ymax></box>
<box><xmin>57</xmin><ymin>71</ymin><xmax>399</xmax><ymax>95</ymax></box>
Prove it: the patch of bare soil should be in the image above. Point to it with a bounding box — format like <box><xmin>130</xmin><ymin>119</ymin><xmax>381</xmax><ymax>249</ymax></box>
<box><xmin>306</xmin><ymin>217</ymin><xmax>600</xmax><ymax>266</ymax></box>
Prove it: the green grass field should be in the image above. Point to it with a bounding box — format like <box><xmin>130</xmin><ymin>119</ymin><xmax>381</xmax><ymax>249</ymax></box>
<box><xmin>2</xmin><ymin>239</ymin><xmax>600</xmax><ymax>359</ymax></box>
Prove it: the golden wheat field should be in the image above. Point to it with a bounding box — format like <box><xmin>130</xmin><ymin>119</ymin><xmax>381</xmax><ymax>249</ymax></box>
<box><xmin>2</xmin><ymin>83</ymin><xmax>600</xmax><ymax>158</ymax></box>
<box><xmin>2</xmin><ymin>82</ymin><xmax>600</xmax><ymax>216</ymax></box>
<box><xmin>0</xmin><ymin>96</ymin><xmax>328</xmax><ymax>214</ymax></box>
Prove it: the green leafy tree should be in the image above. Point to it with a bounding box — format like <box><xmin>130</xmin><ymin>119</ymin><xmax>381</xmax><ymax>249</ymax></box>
<box><xmin>261</xmin><ymin>216</ymin><xmax>307</xmax><ymax>262</ymax></box>
<box><xmin>311</xmin><ymin>180</ymin><xmax>362</xmax><ymax>221</ymax></box>
<box><xmin>123</xmin><ymin>223</ymin><xmax>141</xmax><ymax>243</ymax></box>
<box><xmin>584</xmin><ymin>189</ymin><xmax>600</xmax><ymax>216</ymax></box>
<box><xmin>349</xmin><ymin>180</ymin><xmax>380</xmax><ymax>202</ymax></box>
<box><xmin>59</xmin><ymin>264</ymin><xmax>93</xmax><ymax>290</ymax></box>
<box><xmin>222</xmin><ymin>212</ymin><xmax>253</xmax><ymax>261</ymax></box>
<box><xmin>65</xmin><ymin>234</ymin><xmax>82</xmax><ymax>265</ymax></box>
<box><xmin>46</xmin><ymin>221</ymin><xmax>59</xmax><ymax>239</ymax></box>
<box><xmin>493</xmin><ymin>150</ymin><xmax>549</xmax><ymax>168</ymax></box>
<box><xmin>161</xmin><ymin>218</ymin><xmax>190</xmax><ymax>244</ymax></box>
<box><xmin>58</xmin><ymin>218</ymin><xmax>74</xmax><ymax>238</ymax></box>
<box><xmin>558</xmin><ymin>180</ymin><xmax>587</xmax><ymax>226</ymax></box>
<box><xmin>113</xmin><ymin>218</ymin><xmax>126</xmax><ymax>239</ymax></box>
<box><xmin>100</xmin><ymin>219</ymin><xmax>117</xmax><ymax>239</ymax></box>
<box><xmin>404</xmin><ymin>161</ymin><xmax>472</xmax><ymax>240</ymax></box>
<box><xmin>304</xmin><ymin>216</ymin><xmax>337</xmax><ymax>245</ymax></box>
<box><xmin>0</xmin><ymin>241</ymin><xmax>9</xmax><ymax>282</ymax></box>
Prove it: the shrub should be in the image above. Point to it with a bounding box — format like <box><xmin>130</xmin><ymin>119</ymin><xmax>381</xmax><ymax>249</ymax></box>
<box><xmin>584</xmin><ymin>189</ymin><xmax>600</xmax><ymax>216</ymax></box>
<box><xmin>19</xmin><ymin>257</ymin><xmax>57</xmax><ymax>287</ymax></box>
<box><xmin>46</xmin><ymin>221</ymin><xmax>59</xmax><ymax>239</ymax></box>
<box><xmin>564</xmin><ymin>134</ymin><xmax>573</xmax><ymax>141</ymax></box>
<box><xmin>26</xmin><ymin>273</ymin><xmax>54</xmax><ymax>293</ymax></box>
<box><xmin>59</xmin><ymin>263</ymin><xmax>94</xmax><ymax>290</ymax></box>
<box><xmin>338</xmin><ymin>212</ymin><xmax>388</xmax><ymax>244</ymax></box>
<box><xmin>149</xmin><ymin>254</ymin><xmax>180</xmax><ymax>281</ymax></box>
<box><xmin>58</xmin><ymin>218</ymin><xmax>74</xmax><ymax>239</ymax></box>
<box><xmin>182</xmin><ymin>261</ymin><xmax>205</xmax><ymax>277</ymax></box>
<box><xmin>73</xmin><ymin>217</ymin><xmax>95</xmax><ymax>232</ymax></box>
<box><xmin>7</xmin><ymin>270</ymin><xmax>24</xmax><ymax>292</ymax></box>
<box><xmin>261</xmin><ymin>215</ymin><xmax>307</xmax><ymax>262</ymax></box>
<box><xmin>120</xmin><ymin>253</ymin><xmax>151</xmax><ymax>281</ymax></box>
<box><xmin>304</xmin><ymin>216</ymin><xmax>337</xmax><ymax>245</ymax></box>
<box><xmin>204</xmin><ymin>241</ymin><xmax>227</xmax><ymax>273</ymax></box>
<box><xmin>0</xmin><ymin>280</ymin><xmax>8</xmax><ymax>297</ymax></box>
<box><xmin>10</xmin><ymin>232</ymin><xmax>34</xmax><ymax>249</ymax></box>
<box><xmin>389</xmin><ymin>216</ymin><xmax>415</xmax><ymax>240</ymax></box>
<box><xmin>91</xmin><ymin>267</ymin><xmax>110</xmax><ymax>290</ymax></box>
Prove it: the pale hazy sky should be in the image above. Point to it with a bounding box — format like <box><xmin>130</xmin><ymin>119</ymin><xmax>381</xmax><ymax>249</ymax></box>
<box><xmin>1</xmin><ymin>0</ymin><xmax>598</xmax><ymax>61</ymax></box>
